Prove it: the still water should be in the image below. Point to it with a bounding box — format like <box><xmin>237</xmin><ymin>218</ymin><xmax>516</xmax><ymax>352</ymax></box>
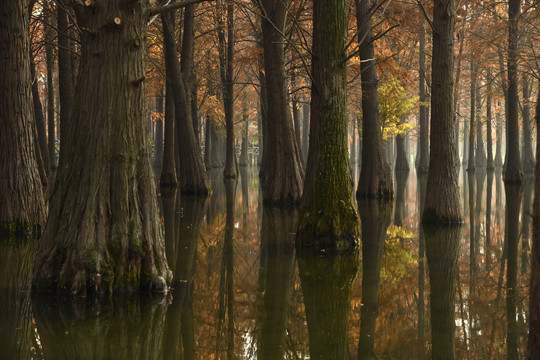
<box><xmin>0</xmin><ymin>166</ymin><xmax>531</xmax><ymax>359</ymax></box>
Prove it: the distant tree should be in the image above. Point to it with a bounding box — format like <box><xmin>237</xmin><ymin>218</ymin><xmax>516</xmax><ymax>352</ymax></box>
<box><xmin>0</xmin><ymin>0</ymin><xmax>46</xmax><ymax>233</ymax></box>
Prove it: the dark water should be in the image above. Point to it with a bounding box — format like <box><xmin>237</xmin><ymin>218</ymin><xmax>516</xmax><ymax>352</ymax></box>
<box><xmin>0</xmin><ymin>166</ymin><xmax>531</xmax><ymax>359</ymax></box>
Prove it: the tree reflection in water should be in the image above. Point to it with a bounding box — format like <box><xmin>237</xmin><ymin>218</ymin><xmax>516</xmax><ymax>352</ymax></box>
<box><xmin>298</xmin><ymin>247</ymin><xmax>358</xmax><ymax>360</ymax></box>
<box><xmin>424</xmin><ymin>224</ymin><xmax>461</xmax><ymax>360</ymax></box>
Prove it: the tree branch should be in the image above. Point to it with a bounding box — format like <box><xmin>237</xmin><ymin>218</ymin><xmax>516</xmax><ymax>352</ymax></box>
<box><xmin>149</xmin><ymin>0</ymin><xmax>214</xmax><ymax>17</ymax></box>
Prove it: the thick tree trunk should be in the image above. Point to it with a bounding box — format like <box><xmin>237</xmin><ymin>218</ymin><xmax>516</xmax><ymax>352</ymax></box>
<box><xmin>258</xmin><ymin>69</ymin><xmax>268</xmax><ymax>167</ymax></box>
<box><xmin>297</xmin><ymin>0</ymin><xmax>358</xmax><ymax>246</ymax></box>
<box><xmin>258</xmin><ymin>0</ymin><xmax>304</xmax><ymax>204</ymax></box>
<box><xmin>0</xmin><ymin>0</ymin><xmax>46</xmax><ymax>233</ymax></box>
<box><xmin>30</xmin><ymin>56</ymin><xmax>49</xmax><ymax>178</ymax></box>
<box><xmin>33</xmin><ymin>1</ymin><xmax>172</xmax><ymax>295</ymax></box>
<box><xmin>528</xmin><ymin>86</ymin><xmax>540</xmax><ymax>360</ymax></box>
<box><xmin>422</xmin><ymin>0</ymin><xmax>463</xmax><ymax>224</ymax></box>
<box><xmin>45</xmin><ymin>3</ymin><xmax>56</xmax><ymax>173</ymax></box>
<box><xmin>210</xmin><ymin>121</ymin><xmax>224</xmax><ymax>168</ymax></box>
<box><xmin>204</xmin><ymin>114</ymin><xmax>212</xmax><ymax>169</ymax></box>
<box><xmin>298</xmin><ymin>249</ymin><xmax>358</xmax><ymax>360</ymax></box>
<box><xmin>162</xmin><ymin>11</ymin><xmax>209</xmax><ymax>194</ymax></box>
<box><xmin>57</xmin><ymin>3</ymin><xmax>74</xmax><ymax>163</ymax></box>
<box><xmin>504</xmin><ymin>0</ymin><xmax>523</xmax><ymax>184</ymax></box>
<box><xmin>521</xmin><ymin>78</ymin><xmax>535</xmax><ymax>174</ymax></box>
<box><xmin>417</xmin><ymin>19</ymin><xmax>430</xmax><ymax>174</ymax></box>
<box><xmin>358</xmin><ymin>200</ymin><xmax>391</xmax><ymax>360</ymax></box>
<box><xmin>356</xmin><ymin>0</ymin><xmax>393</xmax><ymax>198</ymax></box>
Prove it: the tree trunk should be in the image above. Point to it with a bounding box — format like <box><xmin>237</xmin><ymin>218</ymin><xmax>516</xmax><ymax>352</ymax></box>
<box><xmin>356</xmin><ymin>0</ymin><xmax>393</xmax><ymax>199</ymax></box>
<box><xmin>30</xmin><ymin>56</ymin><xmax>49</xmax><ymax>179</ymax></box>
<box><xmin>210</xmin><ymin>121</ymin><xmax>224</xmax><ymax>168</ymax></box>
<box><xmin>204</xmin><ymin>114</ymin><xmax>212</xmax><ymax>169</ymax></box>
<box><xmin>495</xmin><ymin>100</ymin><xmax>504</xmax><ymax>167</ymax></box>
<box><xmin>45</xmin><ymin>3</ymin><xmax>56</xmax><ymax>173</ymax></box>
<box><xmin>521</xmin><ymin>77</ymin><xmax>535</xmax><ymax>174</ymax></box>
<box><xmin>33</xmin><ymin>1</ymin><xmax>172</xmax><ymax>295</ymax></box>
<box><xmin>422</xmin><ymin>0</ymin><xmax>463</xmax><ymax>224</ymax></box>
<box><xmin>467</xmin><ymin>55</ymin><xmax>476</xmax><ymax>172</ymax></box>
<box><xmin>504</xmin><ymin>0</ymin><xmax>523</xmax><ymax>184</ymax></box>
<box><xmin>239</xmin><ymin>93</ymin><xmax>249</xmax><ymax>167</ymax></box>
<box><xmin>527</xmin><ymin>86</ymin><xmax>540</xmax><ymax>360</ymax></box>
<box><xmin>475</xmin><ymin>84</ymin><xmax>486</xmax><ymax>168</ymax></box>
<box><xmin>57</xmin><ymin>2</ymin><xmax>74</xmax><ymax>164</ymax></box>
<box><xmin>395</xmin><ymin>133</ymin><xmax>410</xmax><ymax>172</ymax></box>
<box><xmin>258</xmin><ymin>0</ymin><xmax>304</xmax><ymax>205</ymax></box>
<box><xmin>0</xmin><ymin>0</ymin><xmax>46</xmax><ymax>233</ymax></box>
<box><xmin>453</xmin><ymin>31</ymin><xmax>464</xmax><ymax>167</ymax></box>
<box><xmin>154</xmin><ymin>89</ymin><xmax>164</xmax><ymax>173</ymax></box>
<box><xmin>297</xmin><ymin>0</ymin><xmax>358</xmax><ymax>246</ymax></box>
<box><xmin>162</xmin><ymin>10</ymin><xmax>210</xmax><ymax>194</ymax></box>
<box><xmin>417</xmin><ymin>19</ymin><xmax>430</xmax><ymax>174</ymax></box>
<box><xmin>486</xmin><ymin>74</ymin><xmax>494</xmax><ymax>170</ymax></box>
<box><xmin>258</xmin><ymin>68</ymin><xmax>268</xmax><ymax>167</ymax></box>
<box><xmin>160</xmin><ymin>71</ymin><xmax>177</xmax><ymax>186</ymax></box>
<box><xmin>302</xmin><ymin>101</ymin><xmax>310</xmax><ymax>164</ymax></box>
<box><xmin>220</xmin><ymin>2</ymin><xmax>237</xmax><ymax>179</ymax></box>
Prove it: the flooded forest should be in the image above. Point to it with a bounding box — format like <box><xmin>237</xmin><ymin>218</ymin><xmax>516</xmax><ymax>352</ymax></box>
<box><xmin>1</xmin><ymin>0</ymin><xmax>540</xmax><ymax>359</ymax></box>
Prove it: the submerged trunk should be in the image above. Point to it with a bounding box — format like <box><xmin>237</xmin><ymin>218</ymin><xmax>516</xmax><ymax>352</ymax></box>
<box><xmin>259</xmin><ymin>0</ymin><xmax>304</xmax><ymax>205</ymax></box>
<box><xmin>422</xmin><ymin>0</ymin><xmax>462</xmax><ymax>224</ymax></box>
<box><xmin>356</xmin><ymin>0</ymin><xmax>393</xmax><ymax>198</ymax></box>
<box><xmin>298</xmin><ymin>0</ymin><xmax>358</xmax><ymax>246</ymax></box>
<box><xmin>0</xmin><ymin>0</ymin><xmax>46</xmax><ymax>233</ymax></box>
<box><xmin>33</xmin><ymin>2</ymin><xmax>172</xmax><ymax>295</ymax></box>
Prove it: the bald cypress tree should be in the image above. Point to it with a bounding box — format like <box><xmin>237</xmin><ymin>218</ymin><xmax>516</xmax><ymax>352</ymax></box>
<box><xmin>33</xmin><ymin>1</ymin><xmax>172</xmax><ymax>295</ymax></box>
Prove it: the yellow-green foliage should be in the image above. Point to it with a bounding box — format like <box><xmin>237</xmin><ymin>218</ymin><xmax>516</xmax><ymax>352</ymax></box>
<box><xmin>378</xmin><ymin>78</ymin><xmax>418</xmax><ymax>139</ymax></box>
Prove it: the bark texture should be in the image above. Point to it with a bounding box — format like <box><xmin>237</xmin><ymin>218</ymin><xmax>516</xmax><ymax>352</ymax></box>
<box><xmin>417</xmin><ymin>19</ymin><xmax>429</xmax><ymax>174</ymax></box>
<box><xmin>0</xmin><ymin>0</ymin><xmax>46</xmax><ymax>233</ymax></box>
<box><xmin>258</xmin><ymin>0</ymin><xmax>304</xmax><ymax>205</ymax></box>
<box><xmin>504</xmin><ymin>0</ymin><xmax>523</xmax><ymax>184</ymax></box>
<box><xmin>422</xmin><ymin>0</ymin><xmax>463</xmax><ymax>224</ymax></box>
<box><xmin>521</xmin><ymin>78</ymin><xmax>535</xmax><ymax>174</ymax></box>
<box><xmin>33</xmin><ymin>1</ymin><xmax>172</xmax><ymax>295</ymax></box>
<box><xmin>297</xmin><ymin>0</ymin><xmax>359</xmax><ymax>247</ymax></box>
<box><xmin>356</xmin><ymin>0</ymin><xmax>393</xmax><ymax>199</ymax></box>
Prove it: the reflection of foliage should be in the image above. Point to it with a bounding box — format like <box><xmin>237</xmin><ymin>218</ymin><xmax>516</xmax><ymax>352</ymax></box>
<box><xmin>381</xmin><ymin>226</ymin><xmax>417</xmax><ymax>286</ymax></box>
<box><xmin>378</xmin><ymin>78</ymin><xmax>417</xmax><ymax>139</ymax></box>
